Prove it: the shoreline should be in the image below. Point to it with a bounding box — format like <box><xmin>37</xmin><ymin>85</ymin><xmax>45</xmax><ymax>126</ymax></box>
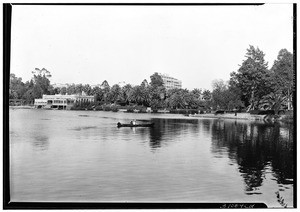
<box><xmin>188</xmin><ymin>113</ymin><xmax>293</xmax><ymax>123</ymax></box>
<box><xmin>9</xmin><ymin>106</ymin><xmax>293</xmax><ymax>123</ymax></box>
<box><xmin>9</xmin><ymin>105</ymin><xmax>35</xmax><ymax>109</ymax></box>
<box><xmin>189</xmin><ymin>113</ymin><xmax>265</xmax><ymax>121</ymax></box>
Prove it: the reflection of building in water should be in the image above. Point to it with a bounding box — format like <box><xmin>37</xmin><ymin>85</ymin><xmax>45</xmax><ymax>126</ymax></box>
<box><xmin>34</xmin><ymin>91</ymin><xmax>94</xmax><ymax>109</ymax></box>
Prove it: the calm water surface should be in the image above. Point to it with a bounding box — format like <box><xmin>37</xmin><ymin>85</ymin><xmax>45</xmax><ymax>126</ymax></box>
<box><xmin>9</xmin><ymin>109</ymin><xmax>294</xmax><ymax>207</ymax></box>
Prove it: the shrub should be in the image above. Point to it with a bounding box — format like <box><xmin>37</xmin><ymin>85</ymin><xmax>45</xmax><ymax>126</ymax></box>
<box><xmin>127</xmin><ymin>108</ymin><xmax>134</xmax><ymax>113</ymax></box>
<box><xmin>139</xmin><ymin>108</ymin><xmax>147</xmax><ymax>113</ymax></box>
<box><xmin>103</xmin><ymin>106</ymin><xmax>111</xmax><ymax>111</ymax></box>
<box><xmin>249</xmin><ymin>110</ymin><xmax>275</xmax><ymax>115</ymax></box>
<box><xmin>111</xmin><ymin>107</ymin><xmax>119</xmax><ymax>112</ymax></box>
<box><xmin>249</xmin><ymin>110</ymin><xmax>259</xmax><ymax>115</ymax></box>
<box><xmin>215</xmin><ymin>110</ymin><xmax>225</xmax><ymax>115</ymax></box>
<box><xmin>94</xmin><ymin>105</ymin><xmax>103</xmax><ymax>111</ymax></box>
<box><xmin>169</xmin><ymin>109</ymin><xmax>199</xmax><ymax>114</ymax></box>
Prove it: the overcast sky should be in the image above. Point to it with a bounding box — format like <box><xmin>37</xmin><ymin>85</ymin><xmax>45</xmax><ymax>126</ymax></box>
<box><xmin>11</xmin><ymin>4</ymin><xmax>293</xmax><ymax>90</ymax></box>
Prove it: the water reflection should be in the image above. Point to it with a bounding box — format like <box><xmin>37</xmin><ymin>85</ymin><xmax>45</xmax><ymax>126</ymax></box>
<box><xmin>10</xmin><ymin>110</ymin><xmax>294</xmax><ymax>205</ymax></box>
<box><xmin>210</xmin><ymin>120</ymin><xmax>294</xmax><ymax>194</ymax></box>
<box><xmin>148</xmin><ymin>119</ymin><xmax>201</xmax><ymax>150</ymax></box>
<box><xmin>32</xmin><ymin>134</ymin><xmax>49</xmax><ymax>151</ymax></box>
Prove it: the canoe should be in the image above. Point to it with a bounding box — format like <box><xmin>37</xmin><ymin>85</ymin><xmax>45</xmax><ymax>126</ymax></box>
<box><xmin>117</xmin><ymin>122</ymin><xmax>154</xmax><ymax>128</ymax></box>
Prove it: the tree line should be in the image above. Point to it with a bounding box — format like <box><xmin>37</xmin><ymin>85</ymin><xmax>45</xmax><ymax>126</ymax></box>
<box><xmin>10</xmin><ymin>46</ymin><xmax>294</xmax><ymax>113</ymax></box>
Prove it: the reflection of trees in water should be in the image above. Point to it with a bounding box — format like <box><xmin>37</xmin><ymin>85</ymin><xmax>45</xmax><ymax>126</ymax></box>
<box><xmin>200</xmin><ymin>119</ymin><xmax>213</xmax><ymax>135</ymax></box>
<box><xmin>148</xmin><ymin>119</ymin><xmax>201</xmax><ymax>150</ymax></box>
<box><xmin>270</xmin><ymin>123</ymin><xmax>294</xmax><ymax>185</ymax></box>
<box><xmin>210</xmin><ymin>120</ymin><xmax>294</xmax><ymax>193</ymax></box>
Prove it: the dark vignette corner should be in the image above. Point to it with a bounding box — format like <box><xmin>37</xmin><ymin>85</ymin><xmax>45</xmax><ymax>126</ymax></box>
<box><xmin>3</xmin><ymin>3</ymin><xmax>12</xmax><ymax>209</ymax></box>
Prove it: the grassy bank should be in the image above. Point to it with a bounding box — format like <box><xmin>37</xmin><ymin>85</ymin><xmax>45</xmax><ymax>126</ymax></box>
<box><xmin>190</xmin><ymin>112</ymin><xmax>294</xmax><ymax>123</ymax></box>
<box><xmin>70</xmin><ymin>103</ymin><xmax>201</xmax><ymax>114</ymax></box>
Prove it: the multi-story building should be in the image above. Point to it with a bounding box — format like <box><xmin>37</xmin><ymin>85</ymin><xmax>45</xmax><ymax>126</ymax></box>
<box><xmin>52</xmin><ymin>83</ymin><xmax>69</xmax><ymax>88</ymax></box>
<box><xmin>34</xmin><ymin>92</ymin><xmax>95</xmax><ymax>110</ymax></box>
<box><xmin>157</xmin><ymin>73</ymin><xmax>182</xmax><ymax>90</ymax></box>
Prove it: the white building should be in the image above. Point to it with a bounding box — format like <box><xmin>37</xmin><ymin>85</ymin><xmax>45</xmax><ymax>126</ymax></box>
<box><xmin>34</xmin><ymin>92</ymin><xmax>95</xmax><ymax>109</ymax></box>
<box><xmin>157</xmin><ymin>73</ymin><xmax>182</xmax><ymax>90</ymax></box>
<box><xmin>52</xmin><ymin>83</ymin><xmax>69</xmax><ymax>88</ymax></box>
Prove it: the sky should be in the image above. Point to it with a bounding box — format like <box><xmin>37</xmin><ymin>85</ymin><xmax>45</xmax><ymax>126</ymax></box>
<box><xmin>10</xmin><ymin>4</ymin><xmax>293</xmax><ymax>91</ymax></box>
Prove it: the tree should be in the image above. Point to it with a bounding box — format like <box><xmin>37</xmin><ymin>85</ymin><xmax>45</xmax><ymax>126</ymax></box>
<box><xmin>166</xmin><ymin>91</ymin><xmax>185</xmax><ymax>109</ymax></box>
<box><xmin>101</xmin><ymin>80</ymin><xmax>110</xmax><ymax>88</ymax></box>
<box><xmin>100</xmin><ymin>80</ymin><xmax>110</xmax><ymax>103</ymax></box>
<box><xmin>185</xmin><ymin>91</ymin><xmax>202</xmax><ymax>109</ymax></box>
<box><xmin>165</xmin><ymin>88</ymin><xmax>190</xmax><ymax>109</ymax></box>
<box><xmin>230</xmin><ymin>46</ymin><xmax>271</xmax><ymax>110</ymax></box>
<box><xmin>30</xmin><ymin>68</ymin><xmax>52</xmax><ymax>99</ymax></box>
<box><xmin>9</xmin><ymin>74</ymin><xmax>26</xmax><ymax>99</ymax></box>
<box><xmin>202</xmin><ymin>89</ymin><xmax>212</xmax><ymax>101</ymax></box>
<box><xmin>128</xmin><ymin>85</ymin><xmax>151</xmax><ymax>106</ymax></box>
<box><xmin>121</xmin><ymin>84</ymin><xmax>133</xmax><ymax>104</ymax></box>
<box><xmin>60</xmin><ymin>87</ymin><xmax>67</xmax><ymax>95</ymax></box>
<box><xmin>211</xmin><ymin>79</ymin><xmax>228</xmax><ymax>110</ymax></box>
<box><xmin>269</xmin><ymin>49</ymin><xmax>294</xmax><ymax>110</ymax></box>
<box><xmin>150</xmin><ymin>72</ymin><xmax>164</xmax><ymax>88</ymax></box>
<box><xmin>32</xmin><ymin>68</ymin><xmax>52</xmax><ymax>78</ymax></box>
<box><xmin>141</xmin><ymin>79</ymin><xmax>149</xmax><ymax>87</ymax></box>
<box><xmin>140</xmin><ymin>86</ymin><xmax>152</xmax><ymax>106</ymax></box>
<box><xmin>191</xmin><ymin>88</ymin><xmax>202</xmax><ymax>99</ymax></box>
<box><xmin>211</xmin><ymin>80</ymin><xmax>244</xmax><ymax>111</ymax></box>
<box><xmin>149</xmin><ymin>85</ymin><xmax>166</xmax><ymax>108</ymax></box>
<box><xmin>201</xmin><ymin>89</ymin><xmax>212</xmax><ymax>110</ymax></box>
<box><xmin>108</xmin><ymin>84</ymin><xmax>122</xmax><ymax>103</ymax></box>
<box><xmin>66</xmin><ymin>84</ymin><xmax>76</xmax><ymax>95</ymax></box>
<box><xmin>75</xmin><ymin>84</ymin><xmax>84</xmax><ymax>94</ymax></box>
<box><xmin>227</xmin><ymin>85</ymin><xmax>244</xmax><ymax>110</ymax></box>
<box><xmin>83</xmin><ymin>84</ymin><xmax>92</xmax><ymax>95</ymax></box>
<box><xmin>91</xmin><ymin>86</ymin><xmax>103</xmax><ymax>102</ymax></box>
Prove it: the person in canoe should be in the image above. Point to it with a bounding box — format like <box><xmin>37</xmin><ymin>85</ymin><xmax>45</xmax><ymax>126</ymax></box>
<box><xmin>117</xmin><ymin>121</ymin><xmax>154</xmax><ymax>128</ymax></box>
<box><xmin>130</xmin><ymin>119</ymin><xmax>137</xmax><ymax>125</ymax></box>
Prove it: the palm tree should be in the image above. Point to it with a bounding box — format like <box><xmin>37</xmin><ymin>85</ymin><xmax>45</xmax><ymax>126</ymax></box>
<box><xmin>261</xmin><ymin>91</ymin><xmax>287</xmax><ymax>114</ymax></box>
<box><xmin>108</xmin><ymin>84</ymin><xmax>122</xmax><ymax>104</ymax></box>
<box><xmin>166</xmin><ymin>92</ymin><xmax>185</xmax><ymax>109</ymax></box>
<box><xmin>121</xmin><ymin>84</ymin><xmax>133</xmax><ymax>104</ymax></box>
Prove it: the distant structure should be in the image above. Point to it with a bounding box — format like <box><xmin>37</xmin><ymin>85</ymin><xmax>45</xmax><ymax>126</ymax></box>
<box><xmin>141</xmin><ymin>79</ymin><xmax>149</xmax><ymax>87</ymax></box>
<box><xmin>157</xmin><ymin>73</ymin><xmax>182</xmax><ymax>90</ymax></box>
<box><xmin>100</xmin><ymin>80</ymin><xmax>110</xmax><ymax>89</ymax></box>
<box><xmin>118</xmin><ymin>81</ymin><xmax>127</xmax><ymax>87</ymax></box>
<box><xmin>52</xmin><ymin>83</ymin><xmax>69</xmax><ymax>88</ymax></box>
<box><xmin>91</xmin><ymin>84</ymin><xmax>101</xmax><ymax>89</ymax></box>
<box><xmin>34</xmin><ymin>92</ymin><xmax>94</xmax><ymax>110</ymax></box>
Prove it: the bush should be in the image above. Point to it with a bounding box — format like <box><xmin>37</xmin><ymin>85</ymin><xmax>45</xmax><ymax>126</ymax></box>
<box><xmin>215</xmin><ymin>110</ymin><xmax>225</xmax><ymax>115</ymax></box>
<box><xmin>111</xmin><ymin>107</ymin><xmax>119</xmax><ymax>112</ymax></box>
<box><xmin>249</xmin><ymin>110</ymin><xmax>259</xmax><ymax>115</ymax></box>
<box><xmin>169</xmin><ymin>109</ymin><xmax>199</xmax><ymax>114</ymax></box>
<box><xmin>103</xmin><ymin>106</ymin><xmax>111</xmax><ymax>111</ymax></box>
<box><xmin>138</xmin><ymin>108</ymin><xmax>147</xmax><ymax>113</ymax></box>
<box><xmin>94</xmin><ymin>105</ymin><xmax>103</xmax><ymax>111</ymax></box>
<box><xmin>249</xmin><ymin>110</ymin><xmax>275</xmax><ymax>115</ymax></box>
<box><xmin>127</xmin><ymin>108</ymin><xmax>134</xmax><ymax>113</ymax></box>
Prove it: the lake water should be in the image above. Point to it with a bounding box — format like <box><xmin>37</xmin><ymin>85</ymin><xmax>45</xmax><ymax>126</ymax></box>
<box><xmin>9</xmin><ymin>109</ymin><xmax>294</xmax><ymax>207</ymax></box>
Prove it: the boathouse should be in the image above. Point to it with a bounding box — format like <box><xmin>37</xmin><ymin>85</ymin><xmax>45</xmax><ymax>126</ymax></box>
<box><xmin>34</xmin><ymin>92</ymin><xmax>95</xmax><ymax>109</ymax></box>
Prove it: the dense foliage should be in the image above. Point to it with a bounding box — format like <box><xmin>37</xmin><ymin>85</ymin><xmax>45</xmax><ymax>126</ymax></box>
<box><xmin>10</xmin><ymin>47</ymin><xmax>294</xmax><ymax>112</ymax></box>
